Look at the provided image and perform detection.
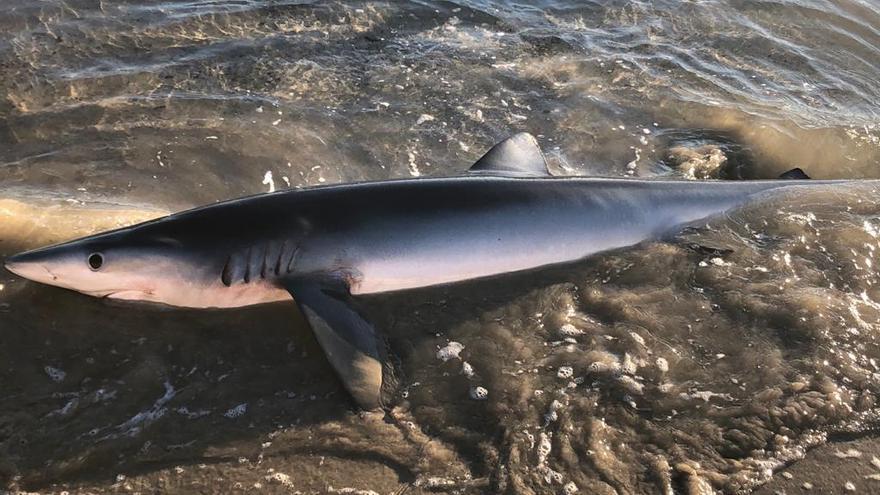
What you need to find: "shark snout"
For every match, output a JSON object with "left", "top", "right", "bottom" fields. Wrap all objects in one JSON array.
[
  {"left": 4, "top": 253, "right": 26, "bottom": 277},
  {"left": 4, "top": 251, "right": 56, "bottom": 283}
]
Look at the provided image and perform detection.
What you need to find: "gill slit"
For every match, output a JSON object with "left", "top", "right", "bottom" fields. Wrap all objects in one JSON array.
[
  {"left": 260, "top": 244, "right": 271, "bottom": 279},
  {"left": 221, "top": 241, "right": 301, "bottom": 287},
  {"left": 243, "top": 246, "right": 252, "bottom": 283},
  {"left": 287, "top": 243, "right": 300, "bottom": 274},
  {"left": 221, "top": 255, "right": 233, "bottom": 287},
  {"left": 274, "top": 240, "right": 287, "bottom": 276}
]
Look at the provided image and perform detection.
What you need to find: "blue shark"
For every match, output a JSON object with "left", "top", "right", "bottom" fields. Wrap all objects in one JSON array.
[{"left": 4, "top": 133, "right": 845, "bottom": 408}]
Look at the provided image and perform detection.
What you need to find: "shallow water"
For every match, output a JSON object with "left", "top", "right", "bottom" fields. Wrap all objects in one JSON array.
[{"left": 2, "top": 1, "right": 880, "bottom": 493}]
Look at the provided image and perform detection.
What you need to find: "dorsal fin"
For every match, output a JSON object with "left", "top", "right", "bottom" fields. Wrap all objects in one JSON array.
[
  {"left": 779, "top": 167, "right": 810, "bottom": 180},
  {"left": 468, "top": 133, "right": 550, "bottom": 176}
]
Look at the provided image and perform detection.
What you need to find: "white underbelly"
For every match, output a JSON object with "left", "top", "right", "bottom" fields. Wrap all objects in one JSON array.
[
  {"left": 351, "top": 232, "right": 634, "bottom": 295},
  {"left": 115, "top": 280, "right": 292, "bottom": 309}
]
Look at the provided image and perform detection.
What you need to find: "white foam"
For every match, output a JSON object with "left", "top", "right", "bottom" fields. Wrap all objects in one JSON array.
[
  {"left": 558, "top": 324, "right": 584, "bottom": 336},
  {"left": 224, "top": 403, "right": 248, "bottom": 418},
  {"left": 461, "top": 361, "right": 474, "bottom": 378},
  {"left": 656, "top": 357, "right": 669, "bottom": 373},
  {"left": 469, "top": 386, "right": 488, "bottom": 400},
  {"left": 407, "top": 151, "right": 421, "bottom": 177},
  {"left": 436, "top": 341, "right": 464, "bottom": 361},
  {"left": 262, "top": 171, "right": 275, "bottom": 193},
  {"left": 536, "top": 432, "right": 552, "bottom": 465},
  {"left": 44, "top": 366, "right": 66, "bottom": 382},
  {"left": 109, "top": 381, "right": 176, "bottom": 438},
  {"left": 48, "top": 397, "right": 78, "bottom": 417},
  {"left": 264, "top": 471, "right": 294, "bottom": 488},
  {"left": 328, "top": 487, "right": 379, "bottom": 495}
]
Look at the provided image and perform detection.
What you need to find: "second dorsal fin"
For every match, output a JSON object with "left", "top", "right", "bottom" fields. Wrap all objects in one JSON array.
[
  {"left": 468, "top": 133, "right": 550, "bottom": 176},
  {"left": 779, "top": 167, "right": 811, "bottom": 180}
]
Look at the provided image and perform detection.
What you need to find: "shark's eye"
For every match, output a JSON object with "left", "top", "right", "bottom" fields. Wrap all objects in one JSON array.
[{"left": 88, "top": 253, "right": 104, "bottom": 271}]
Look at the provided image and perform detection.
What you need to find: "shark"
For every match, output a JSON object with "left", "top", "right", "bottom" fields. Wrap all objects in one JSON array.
[{"left": 3, "top": 133, "right": 851, "bottom": 409}]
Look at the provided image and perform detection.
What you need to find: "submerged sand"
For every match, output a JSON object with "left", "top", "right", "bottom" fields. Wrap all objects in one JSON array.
[{"left": 3, "top": 1, "right": 880, "bottom": 493}]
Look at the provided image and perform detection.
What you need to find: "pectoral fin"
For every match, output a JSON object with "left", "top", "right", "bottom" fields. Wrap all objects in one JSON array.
[{"left": 282, "top": 277, "right": 383, "bottom": 410}]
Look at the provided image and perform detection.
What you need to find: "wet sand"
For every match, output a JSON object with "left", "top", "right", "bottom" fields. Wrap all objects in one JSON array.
[
  {"left": 756, "top": 435, "right": 880, "bottom": 495},
  {"left": 3, "top": 1, "right": 880, "bottom": 493}
]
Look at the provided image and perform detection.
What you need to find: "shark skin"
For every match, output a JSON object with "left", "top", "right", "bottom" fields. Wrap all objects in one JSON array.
[{"left": 2, "top": 133, "right": 859, "bottom": 409}]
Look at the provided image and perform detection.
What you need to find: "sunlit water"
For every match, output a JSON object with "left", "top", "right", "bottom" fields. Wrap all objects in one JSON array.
[{"left": 2, "top": 1, "right": 880, "bottom": 493}]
